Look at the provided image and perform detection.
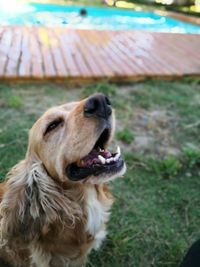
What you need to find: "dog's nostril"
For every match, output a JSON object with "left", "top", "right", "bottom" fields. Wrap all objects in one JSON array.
[
  {"left": 107, "top": 106, "right": 112, "bottom": 116},
  {"left": 84, "top": 94, "right": 112, "bottom": 119},
  {"left": 84, "top": 98, "right": 97, "bottom": 115}
]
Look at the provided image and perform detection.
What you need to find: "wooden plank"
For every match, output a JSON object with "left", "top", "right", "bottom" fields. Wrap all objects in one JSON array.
[
  {"left": 19, "top": 27, "right": 31, "bottom": 77},
  {"left": 6, "top": 27, "right": 22, "bottom": 77},
  {"left": 111, "top": 30, "right": 161, "bottom": 75},
  {"left": 112, "top": 30, "right": 159, "bottom": 75},
  {"left": 117, "top": 31, "right": 155, "bottom": 74},
  {"left": 46, "top": 28, "right": 68, "bottom": 77},
  {"left": 78, "top": 30, "right": 118, "bottom": 76},
  {"left": 36, "top": 27, "right": 57, "bottom": 77},
  {"left": 152, "top": 33, "right": 200, "bottom": 73},
  {"left": 125, "top": 31, "right": 178, "bottom": 74},
  {"left": 55, "top": 28, "right": 80, "bottom": 77},
  {"left": 125, "top": 31, "right": 182, "bottom": 75},
  {"left": 62, "top": 29, "right": 92, "bottom": 78},
  {"left": 74, "top": 30, "right": 104, "bottom": 77},
  {"left": 105, "top": 30, "right": 144, "bottom": 75},
  {"left": 0, "top": 27, "right": 4, "bottom": 36},
  {"left": 0, "top": 29, "right": 13, "bottom": 76},
  {"left": 29, "top": 27, "right": 44, "bottom": 78},
  {"left": 89, "top": 31, "right": 133, "bottom": 76},
  {"left": 147, "top": 33, "right": 188, "bottom": 74},
  {"left": 170, "top": 34, "right": 200, "bottom": 63},
  {"left": 80, "top": 30, "right": 114, "bottom": 77}
]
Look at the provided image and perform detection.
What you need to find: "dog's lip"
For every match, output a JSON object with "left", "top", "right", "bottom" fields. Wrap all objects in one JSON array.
[{"left": 66, "top": 156, "right": 124, "bottom": 181}]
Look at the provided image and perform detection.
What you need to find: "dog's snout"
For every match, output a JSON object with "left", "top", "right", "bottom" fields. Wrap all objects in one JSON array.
[{"left": 84, "top": 94, "right": 112, "bottom": 119}]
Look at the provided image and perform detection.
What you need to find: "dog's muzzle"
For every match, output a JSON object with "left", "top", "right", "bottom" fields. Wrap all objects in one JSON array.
[{"left": 66, "top": 93, "right": 125, "bottom": 182}]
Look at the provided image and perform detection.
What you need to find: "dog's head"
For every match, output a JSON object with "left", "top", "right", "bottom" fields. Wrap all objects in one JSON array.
[{"left": 27, "top": 93, "right": 126, "bottom": 184}]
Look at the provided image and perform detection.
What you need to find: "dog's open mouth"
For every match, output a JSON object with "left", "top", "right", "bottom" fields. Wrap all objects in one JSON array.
[{"left": 66, "top": 128, "right": 125, "bottom": 181}]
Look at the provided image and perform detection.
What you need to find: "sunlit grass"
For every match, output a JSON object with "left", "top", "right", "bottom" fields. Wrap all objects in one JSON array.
[
  {"left": 190, "top": 4, "right": 200, "bottom": 12},
  {"left": 155, "top": 0, "right": 173, "bottom": 5},
  {"left": 115, "top": 1, "right": 136, "bottom": 8}
]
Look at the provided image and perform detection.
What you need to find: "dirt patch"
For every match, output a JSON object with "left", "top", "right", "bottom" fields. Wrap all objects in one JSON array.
[
  {"left": 117, "top": 108, "right": 180, "bottom": 157},
  {"left": 19, "top": 87, "right": 82, "bottom": 117}
]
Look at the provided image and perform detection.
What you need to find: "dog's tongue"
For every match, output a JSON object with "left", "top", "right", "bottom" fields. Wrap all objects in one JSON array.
[
  {"left": 79, "top": 149, "right": 111, "bottom": 167},
  {"left": 78, "top": 147, "right": 121, "bottom": 167}
]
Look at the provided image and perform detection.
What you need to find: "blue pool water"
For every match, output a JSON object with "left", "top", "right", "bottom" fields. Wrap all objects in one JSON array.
[{"left": 0, "top": 3, "right": 200, "bottom": 34}]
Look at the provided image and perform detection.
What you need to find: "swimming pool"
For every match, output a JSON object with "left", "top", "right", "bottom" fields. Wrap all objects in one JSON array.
[{"left": 0, "top": 3, "right": 200, "bottom": 34}]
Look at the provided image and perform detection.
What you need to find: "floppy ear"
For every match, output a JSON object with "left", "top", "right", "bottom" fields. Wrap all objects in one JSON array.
[{"left": 0, "top": 159, "right": 82, "bottom": 244}]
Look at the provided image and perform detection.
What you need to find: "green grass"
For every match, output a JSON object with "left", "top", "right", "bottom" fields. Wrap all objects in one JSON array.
[
  {"left": 64, "top": 0, "right": 105, "bottom": 6},
  {"left": 116, "top": 127, "right": 135, "bottom": 144},
  {"left": 1, "top": 80, "right": 200, "bottom": 266}
]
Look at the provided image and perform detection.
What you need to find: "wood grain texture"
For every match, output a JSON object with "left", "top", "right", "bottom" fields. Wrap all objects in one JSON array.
[{"left": 0, "top": 26, "right": 200, "bottom": 81}]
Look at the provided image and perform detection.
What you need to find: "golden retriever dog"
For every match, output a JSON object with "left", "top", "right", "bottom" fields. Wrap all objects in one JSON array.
[{"left": 0, "top": 93, "right": 126, "bottom": 267}]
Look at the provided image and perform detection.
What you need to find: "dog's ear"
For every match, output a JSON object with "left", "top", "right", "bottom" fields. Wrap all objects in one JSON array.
[{"left": 0, "top": 159, "right": 82, "bottom": 244}]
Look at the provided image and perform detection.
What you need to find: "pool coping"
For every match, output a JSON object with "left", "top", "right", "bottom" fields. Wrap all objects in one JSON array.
[{"left": 155, "top": 9, "right": 200, "bottom": 26}]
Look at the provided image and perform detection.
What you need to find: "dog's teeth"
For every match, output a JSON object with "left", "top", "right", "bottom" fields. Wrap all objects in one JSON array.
[
  {"left": 98, "top": 155, "right": 106, "bottom": 164},
  {"left": 79, "top": 160, "right": 85, "bottom": 167},
  {"left": 108, "top": 158, "right": 115, "bottom": 163},
  {"left": 106, "top": 158, "right": 111, "bottom": 163},
  {"left": 116, "top": 146, "right": 121, "bottom": 155},
  {"left": 114, "top": 153, "right": 120, "bottom": 160}
]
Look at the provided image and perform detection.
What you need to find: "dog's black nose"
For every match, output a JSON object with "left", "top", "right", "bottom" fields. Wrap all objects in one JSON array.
[{"left": 84, "top": 94, "right": 112, "bottom": 119}]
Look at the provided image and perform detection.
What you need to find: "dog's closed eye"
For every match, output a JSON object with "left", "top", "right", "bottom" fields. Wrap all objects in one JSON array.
[{"left": 44, "top": 118, "right": 64, "bottom": 136}]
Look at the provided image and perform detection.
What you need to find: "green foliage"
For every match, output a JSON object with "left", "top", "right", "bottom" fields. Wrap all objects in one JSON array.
[
  {"left": 155, "top": 156, "right": 182, "bottom": 179},
  {"left": 116, "top": 127, "right": 134, "bottom": 144},
  {"left": 182, "top": 146, "right": 200, "bottom": 168},
  {"left": 124, "top": 151, "right": 143, "bottom": 165},
  {"left": 7, "top": 95, "right": 23, "bottom": 109},
  {"left": 82, "top": 81, "right": 116, "bottom": 98},
  {"left": 64, "top": 0, "right": 103, "bottom": 6}
]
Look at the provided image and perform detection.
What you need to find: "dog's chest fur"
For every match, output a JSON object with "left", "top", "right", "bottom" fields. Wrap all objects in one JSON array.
[
  {"left": 85, "top": 186, "right": 112, "bottom": 250},
  {"left": 31, "top": 185, "right": 113, "bottom": 267}
]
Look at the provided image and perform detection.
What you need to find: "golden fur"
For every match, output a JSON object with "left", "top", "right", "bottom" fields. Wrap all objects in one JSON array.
[{"left": 0, "top": 94, "right": 126, "bottom": 267}]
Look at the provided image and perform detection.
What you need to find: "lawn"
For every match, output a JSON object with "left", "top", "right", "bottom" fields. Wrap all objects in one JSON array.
[{"left": 1, "top": 79, "right": 200, "bottom": 267}]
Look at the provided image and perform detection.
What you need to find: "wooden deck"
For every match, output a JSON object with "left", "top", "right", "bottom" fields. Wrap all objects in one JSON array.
[{"left": 0, "top": 26, "right": 200, "bottom": 82}]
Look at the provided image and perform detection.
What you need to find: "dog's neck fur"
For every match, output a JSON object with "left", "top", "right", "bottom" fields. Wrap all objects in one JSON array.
[{"left": 85, "top": 185, "right": 113, "bottom": 250}]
